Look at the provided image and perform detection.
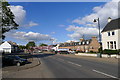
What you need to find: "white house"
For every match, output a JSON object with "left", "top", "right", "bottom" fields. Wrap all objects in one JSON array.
[
  {"left": 0, "top": 41, "right": 19, "bottom": 53},
  {"left": 101, "top": 18, "right": 120, "bottom": 50},
  {"left": 51, "top": 44, "right": 60, "bottom": 51}
]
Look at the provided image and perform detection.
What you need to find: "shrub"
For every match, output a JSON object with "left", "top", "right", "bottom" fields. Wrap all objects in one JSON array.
[
  {"left": 75, "top": 51, "right": 83, "bottom": 53},
  {"left": 103, "top": 49, "right": 119, "bottom": 54},
  {"left": 98, "top": 47, "right": 103, "bottom": 53},
  {"left": 88, "top": 51, "right": 97, "bottom": 54},
  {"left": 90, "top": 51, "right": 94, "bottom": 53}
]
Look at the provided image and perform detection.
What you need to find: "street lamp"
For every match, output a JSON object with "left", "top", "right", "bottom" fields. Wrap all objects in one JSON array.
[
  {"left": 93, "top": 18, "right": 101, "bottom": 58},
  {"left": 93, "top": 18, "right": 101, "bottom": 42},
  {"left": 93, "top": 17, "right": 111, "bottom": 42},
  {"left": 93, "top": 17, "right": 111, "bottom": 58}
]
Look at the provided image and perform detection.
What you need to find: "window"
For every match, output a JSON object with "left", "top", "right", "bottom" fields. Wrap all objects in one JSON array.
[
  {"left": 107, "top": 42, "right": 109, "bottom": 49},
  {"left": 112, "top": 31, "right": 115, "bottom": 35},
  {"left": 82, "top": 42, "right": 85, "bottom": 44},
  {"left": 74, "top": 43, "right": 76, "bottom": 46},
  {"left": 87, "top": 41, "right": 89, "bottom": 44},
  {"left": 90, "top": 46, "right": 94, "bottom": 49},
  {"left": 114, "top": 41, "right": 116, "bottom": 49},
  {"left": 110, "top": 41, "right": 113, "bottom": 49},
  {"left": 108, "top": 32, "right": 110, "bottom": 36},
  {"left": 79, "top": 42, "right": 81, "bottom": 45}
]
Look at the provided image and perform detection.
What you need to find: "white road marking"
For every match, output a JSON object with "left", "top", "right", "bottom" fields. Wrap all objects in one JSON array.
[
  {"left": 92, "top": 69, "right": 118, "bottom": 78},
  {"left": 67, "top": 61, "right": 82, "bottom": 67},
  {"left": 51, "top": 57, "right": 82, "bottom": 67}
]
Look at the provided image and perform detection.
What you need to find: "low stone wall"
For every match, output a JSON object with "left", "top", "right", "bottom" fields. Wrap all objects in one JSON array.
[{"left": 75, "top": 53, "right": 120, "bottom": 58}]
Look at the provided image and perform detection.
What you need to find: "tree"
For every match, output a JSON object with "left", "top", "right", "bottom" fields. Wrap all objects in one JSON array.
[
  {"left": 39, "top": 43, "right": 48, "bottom": 46},
  {"left": 26, "top": 41, "right": 36, "bottom": 49},
  {"left": 18, "top": 45, "right": 27, "bottom": 50},
  {"left": 0, "top": 1, "right": 19, "bottom": 40}
]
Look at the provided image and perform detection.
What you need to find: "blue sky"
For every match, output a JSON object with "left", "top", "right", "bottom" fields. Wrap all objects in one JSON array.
[{"left": 5, "top": 2, "right": 118, "bottom": 45}]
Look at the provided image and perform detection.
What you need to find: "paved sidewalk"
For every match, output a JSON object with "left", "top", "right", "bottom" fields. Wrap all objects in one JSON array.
[{"left": 2, "top": 57, "right": 40, "bottom": 72}]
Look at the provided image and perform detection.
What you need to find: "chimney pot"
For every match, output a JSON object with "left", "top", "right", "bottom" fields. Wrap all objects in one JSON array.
[
  {"left": 80, "top": 38, "right": 84, "bottom": 42},
  {"left": 108, "top": 17, "right": 112, "bottom": 23},
  {"left": 91, "top": 36, "right": 97, "bottom": 41}
]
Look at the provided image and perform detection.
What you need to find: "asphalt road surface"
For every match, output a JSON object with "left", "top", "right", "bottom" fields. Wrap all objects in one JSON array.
[{"left": 3, "top": 53, "right": 119, "bottom": 79}]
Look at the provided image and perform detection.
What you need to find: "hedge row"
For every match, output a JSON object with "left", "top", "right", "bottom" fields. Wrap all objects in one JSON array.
[{"left": 102, "top": 49, "right": 120, "bottom": 54}]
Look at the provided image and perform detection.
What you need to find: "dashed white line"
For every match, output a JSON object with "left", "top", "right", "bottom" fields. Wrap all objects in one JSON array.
[
  {"left": 67, "top": 61, "right": 82, "bottom": 67},
  {"left": 92, "top": 69, "right": 118, "bottom": 79}
]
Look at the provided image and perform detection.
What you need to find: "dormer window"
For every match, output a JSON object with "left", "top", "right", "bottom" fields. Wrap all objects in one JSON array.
[
  {"left": 75, "top": 43, "right": 77, "bottom": 45},
  {"left": 82, "top": 42, "right": 85, "bottom": 44},
  {"left": 108, "top": 32, "right": 110, "bottom": 36},
  {"left": 112, "top": 31, "right": 115, "bottom": 35},
  {"left": 87, "top": 41, "right": 89, "bottom": 44}
]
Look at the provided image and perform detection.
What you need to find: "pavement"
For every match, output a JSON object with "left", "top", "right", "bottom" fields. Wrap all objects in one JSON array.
[
  {"left": 2, "top": 53, "right": 119, "bottom": 79},
  {"left": 2, "top": 56, "right": 40, "bottom": 78}
]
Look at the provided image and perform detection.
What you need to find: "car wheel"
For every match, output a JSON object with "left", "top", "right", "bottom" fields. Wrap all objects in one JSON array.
[{"left": 17, "top": 62, "right": 21, "bottom": 66}]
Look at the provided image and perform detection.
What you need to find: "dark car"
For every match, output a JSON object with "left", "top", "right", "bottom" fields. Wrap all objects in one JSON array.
[
  {"left": 57, "top": 51, "right": 69, "bottom": 54},
  {"left": 2, "top": 56, "right": 28, "bottom": 66}
]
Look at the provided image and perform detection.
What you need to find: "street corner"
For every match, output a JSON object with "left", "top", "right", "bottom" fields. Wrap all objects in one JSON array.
[{"left": 2, "top": 57, "right": 41, "bottom": 73}]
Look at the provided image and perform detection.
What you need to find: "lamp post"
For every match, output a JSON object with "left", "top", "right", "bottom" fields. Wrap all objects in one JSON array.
[
  {"left": 93, "top": 18, "right": 101, "bottom": 42},
  {"left": 93, "top": 17, "right": 111, "bottom": 58},
  {"left": 94, "top": 18, "right": 101, "bottom": 58}
]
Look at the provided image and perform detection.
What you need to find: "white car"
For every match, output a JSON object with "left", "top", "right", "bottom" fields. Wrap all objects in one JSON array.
[
  {"left": 38, "top": 51, "right": 42, "bottom": 53},
  {"left": 69, "top": 51, "right": 75, "bottom": 54}
]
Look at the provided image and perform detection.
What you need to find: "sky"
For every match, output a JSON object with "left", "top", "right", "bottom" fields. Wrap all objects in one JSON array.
[{"left": 4, "top": 1, "right": 119, "bottom": 45}]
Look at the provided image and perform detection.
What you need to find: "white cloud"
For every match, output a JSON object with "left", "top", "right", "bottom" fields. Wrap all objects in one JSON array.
[
  {"left": 5, "top": 31, "right": 53, "bottom": 42},
  {"left": 51, "top": 32, "right": 56, "bottom": 34},
  {"left": 66, "top": 25, "right": 79, "bottom": 31},
  {"left": 66, "top": 25, "right": 98, "bottom": 39},
  {"left": 9, "top": 6, "right": 39, "bottom": 28},
  {"left": 9, "top": 5, "right": 26, "bottom": 25},
  {"left": 67, "top": 1, "right": 119, "bottom": 40},
  {"left": 72, "top": 18, "right": 85, "bottom": 25},
  {"left": 24, "top": 21, "right": 39, "bottom": 27},
  {"left": 66, "top": 40, "right": 79, "bottom": 43},
  {"left": 86, "top": 23, "right": 97, "bottom": 27},
  {"left": 72, "top": 1, "right": 118, "bottom": 29},
  {"left": 27, "top": 21, "right": 39, "bottom": 27}
]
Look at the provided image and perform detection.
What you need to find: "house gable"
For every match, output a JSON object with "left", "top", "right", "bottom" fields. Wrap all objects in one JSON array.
[{"left": 0, "top": 41, "right": 11, "bottom": 49}]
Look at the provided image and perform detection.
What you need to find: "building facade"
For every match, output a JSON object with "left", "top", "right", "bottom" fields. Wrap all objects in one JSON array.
[
  {"left": 0, "top": 41, "right": 19, "bottom": 53},
  {"left": 59, "top": 36, "right": 100, "bottom": 52},
  {"left": 101, "top": 18, "right": 120, "bottom": 50}
]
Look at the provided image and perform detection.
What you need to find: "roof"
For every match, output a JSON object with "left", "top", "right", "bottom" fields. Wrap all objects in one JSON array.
[
  {"left": 59, "top": 39, "right": 92, "bottom": 47},
  {"left": 102, "top": 18, "right": 120, "bottom": 32},
  {"left": 7, "top": 41, "right": 18, "bottom": 46}
]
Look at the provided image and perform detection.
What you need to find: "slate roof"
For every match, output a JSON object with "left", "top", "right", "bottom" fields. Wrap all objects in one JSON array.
[
  {"left": 102, "top": 18, "right": 120, "bottom": 32},
  {"left": 7, "top": 41, "right": 18, "bottom": 46},
  {"left": 59, "top": 39, "right": 92, "bottom": 47}
]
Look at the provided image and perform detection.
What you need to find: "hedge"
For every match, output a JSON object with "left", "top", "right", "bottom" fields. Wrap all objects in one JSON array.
[{"left": 102, "top": 49, "right": 120, "bottom": 54}]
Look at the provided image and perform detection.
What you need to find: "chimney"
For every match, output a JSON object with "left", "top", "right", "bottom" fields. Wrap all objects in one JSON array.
[
  {"left": 92, "top": 36, "right": 97, "bottom": 41},
  {"left": 108, "top": 17, "right": 112, "bottom": 23},
  {"left": 80, "top": 38, "right": 84, "bottom": 42}
]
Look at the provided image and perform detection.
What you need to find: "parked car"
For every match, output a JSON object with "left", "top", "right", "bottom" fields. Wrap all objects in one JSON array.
[
  {"left": 2, "top": 56, "right": 28, "bottom": 66},
  {"left": 57, "top": 51, "right": 69, "bottom": 54},
  {"left": 38, "top": 50, "right": 42, "bottom": 53},
  {"left": 68, "top": 51, "right": 75, "bottom": 54}
]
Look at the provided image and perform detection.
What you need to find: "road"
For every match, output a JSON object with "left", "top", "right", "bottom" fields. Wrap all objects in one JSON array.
[{"left": 2, "top": 53, "right": 118, "bottom": 79}]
